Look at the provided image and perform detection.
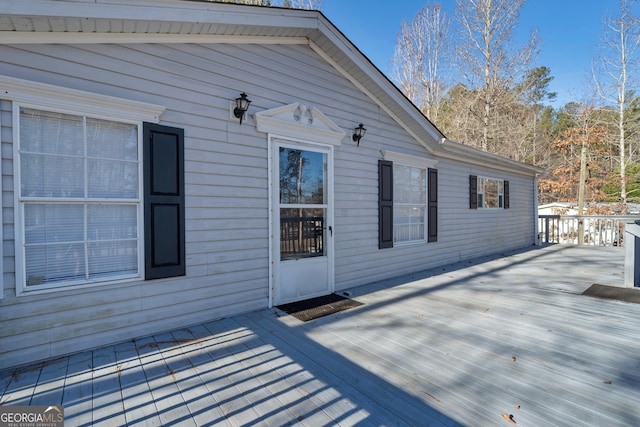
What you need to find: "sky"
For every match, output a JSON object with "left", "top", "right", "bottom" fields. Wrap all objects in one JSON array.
[{"left": 322, "top": 0, "right": 638, "bottom": 108}]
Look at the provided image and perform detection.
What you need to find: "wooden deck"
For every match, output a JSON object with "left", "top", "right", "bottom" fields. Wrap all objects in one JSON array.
[{"left": 2, "top": 245, "right": 639, "bottom": 426}]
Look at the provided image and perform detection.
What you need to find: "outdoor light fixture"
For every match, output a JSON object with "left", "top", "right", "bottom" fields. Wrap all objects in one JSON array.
[
  {"left": 233, "top": 92, "right": 251, "bottom": 124},
  {"left": 352, "top": 123, "right": 366, "bottom": 146}
]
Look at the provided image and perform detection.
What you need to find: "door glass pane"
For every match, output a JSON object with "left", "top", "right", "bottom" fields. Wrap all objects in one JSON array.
[
  {"left": 280, "top": 208, "right": 325, "bottom": 260},
  {"left": 279, "top": 146, "right": 327, "bottom": 261},
  {"left": 279, "top": 147, "right": 326, "bottom": 204}
]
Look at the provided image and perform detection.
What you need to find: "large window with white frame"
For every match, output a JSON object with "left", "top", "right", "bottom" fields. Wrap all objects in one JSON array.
[
  {"left": 393, "top": 163, "right": 427, "bottom": 244},
  {"left": 16, "top": 106, "right": 142, "bottom": 290}
]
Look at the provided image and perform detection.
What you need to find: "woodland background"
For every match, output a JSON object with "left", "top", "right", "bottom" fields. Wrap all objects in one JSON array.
[{"left": 216, "top": 0, "right": 640, "bottom": 213}]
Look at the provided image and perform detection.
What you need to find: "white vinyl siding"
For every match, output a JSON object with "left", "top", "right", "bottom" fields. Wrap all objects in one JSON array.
[
  {"left": 16, "top": 107, "right": 142, "bottom": 292},
  {"left": 0, "top": 41, "right": 537, "bottom": 369}
]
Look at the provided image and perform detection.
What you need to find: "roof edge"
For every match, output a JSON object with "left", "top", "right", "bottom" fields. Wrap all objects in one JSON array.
[{"left": 436, "top": 138, "right": 544, "bottom": 177}]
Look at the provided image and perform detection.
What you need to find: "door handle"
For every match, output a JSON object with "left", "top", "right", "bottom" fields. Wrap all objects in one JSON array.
[{"left": 328, "top": 226, "right": 333, "bottom": 236}]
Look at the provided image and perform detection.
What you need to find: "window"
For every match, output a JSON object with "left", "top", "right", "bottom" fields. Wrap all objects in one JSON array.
[
  {"left": 17, "top": 107, "right": 141, "bottom": 289},
  {"left": 393, "top": 164, "right": 427, "bottom": 243},
  {"left": 379, "top": 152, "right": 438, "bottom": 249},
  {"left": 15, "top": 109, "right": 185, "bottom": 293},
  {"left": 478, "top": 177, "right": 504, "bottom": 208},
  {"left": 469, "top": 175, "right": 509, "bottom": 210},
  {"left": 4, "top": 75, "right": 178, "bottom": 295}
]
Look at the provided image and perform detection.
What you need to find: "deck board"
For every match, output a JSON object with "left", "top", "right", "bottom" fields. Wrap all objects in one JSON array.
[
  {"left": 203, "top": 318, "right": 330, "bottom": 427},
  {"left": 1, "top": 245, "right": 639, "bottom": 426},
  {"left": 0, "top": 363, "right": 41, "bottom": 406},
  {"left": 61, "top": 351, "right": 94, "bottom": 427},
  {"left": 90, "top": 346, "right": 127, "bottom": 426},
  {"left": 114, "top": 340, "right": 162, "bottom": 426},
  {"left": 29, "top": 356, "right": 67, "bottom": 406},
  {"left": 134, "top": 334, "right": 197, "bottom": 426}
]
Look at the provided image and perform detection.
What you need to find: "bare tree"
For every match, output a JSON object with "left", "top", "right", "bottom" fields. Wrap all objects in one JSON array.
[
  {"left": 391, "top": 3, "right": 451, "bottom": 123},
  {"left": 455, "top": 0, "right": 539, "bottom": 152},
  {"left": 592, "top": 0, "right": 640, "bottom": 203},
  {"left": 282, "top": 0, "right": 323, "bottom": 9}
]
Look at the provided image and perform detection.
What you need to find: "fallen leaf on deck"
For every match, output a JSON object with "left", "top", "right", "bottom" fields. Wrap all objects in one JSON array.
[
  {"left": 501, "top": 413, "right": 516, "bottom": 424},
  {"left": 512, "top": 356, "right": 517, "bottom": 362},
  {"left": 604, "top": 380, "right": 612, "bottom": 384},
  {"left": 421, "top": 390, "right": 441, "bottom": 402},
  {"left": 515, "top": 405, "right": 520, "bottom": 410}
]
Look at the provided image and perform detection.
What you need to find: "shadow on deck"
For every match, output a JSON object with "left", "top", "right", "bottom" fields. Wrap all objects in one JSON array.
[{"left": 2, "top": 245, "right": 639, "bottom": 426}]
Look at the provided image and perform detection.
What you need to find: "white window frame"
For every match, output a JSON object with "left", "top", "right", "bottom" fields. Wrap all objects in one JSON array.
[
  {"left": 382, "top": 151, "right": 438, "bottom": 246},
  {"left": 1, "top": 75, "right": 165, "bottom": 296},
  {"left": 477, "top": 176, "right": 504, "bottom": 209}
]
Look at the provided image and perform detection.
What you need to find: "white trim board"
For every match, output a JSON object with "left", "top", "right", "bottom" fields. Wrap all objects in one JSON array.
[
  {"left": 1, "top": 33, "right": 310, "bottom": 45},
  {"left": 255, "top": 103, "right": 345, "bottom": 146},
  {"left": 382, "top": 150, "right": 438, "bottom": 169},
  {"left": 0, "top": 75, "right": 165, "bottom": 123}
]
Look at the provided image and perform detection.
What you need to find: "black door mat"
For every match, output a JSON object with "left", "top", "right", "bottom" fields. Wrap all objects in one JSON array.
[
  {"left": 583, "top": 284, "right": 640, "bottom": 304},
  {"left": 276, "top": 293, "right": 363, "bottom": 322}
]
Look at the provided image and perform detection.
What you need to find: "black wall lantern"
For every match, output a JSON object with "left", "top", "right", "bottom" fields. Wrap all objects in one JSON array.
[
  {"left": 233, "top": 92, "right": 251, "bottom": 124},
  {"left": 352, "top": 123, "right": 366, "bottom": 146}
]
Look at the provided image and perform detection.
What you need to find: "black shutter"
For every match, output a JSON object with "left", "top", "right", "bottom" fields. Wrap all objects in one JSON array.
[
  {"left": 428, "top": 168, "right": 438, "bottom": 242},
  {"left": 469, "top": 175, "right": 478, "bottom": 209},
  {"left": 143, "top": 123, "right": 185, "bottom": 279},
  {"left": 504, "top": 180, "right": 510, "bottom": 209},
  {"left": 379, "top": 160, "right": 393, "bottom": 249}
]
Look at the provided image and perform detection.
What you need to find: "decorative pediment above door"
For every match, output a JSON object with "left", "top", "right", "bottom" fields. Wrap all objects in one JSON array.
[{"left": 254, "top": 103, "right": 346, "bottom": 146}]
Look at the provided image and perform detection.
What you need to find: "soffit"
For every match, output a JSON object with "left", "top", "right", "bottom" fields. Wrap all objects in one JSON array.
[{"left": 0, "top": 0, "right": 318, "bottom": 37}]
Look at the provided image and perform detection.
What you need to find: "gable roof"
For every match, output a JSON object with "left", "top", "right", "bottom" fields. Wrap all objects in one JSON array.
[{"left": 0, "top": 0, "right": 542, "bottom": 176}]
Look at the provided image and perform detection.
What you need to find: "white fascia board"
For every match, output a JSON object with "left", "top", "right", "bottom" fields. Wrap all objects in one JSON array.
[
  {"left": 309, "top": 40, "right": 439, "bottom": 155},
  {"left": 0, "top": 75, "right": 165, "bottom": 122},
  {"left": 309, "top": 21, "right": 443, "bottom": 154},
  {"left": 436, "top": 139, "right": 544, "bottom": 177},
  {"left": 1, "top": 32, "right": 310, "bottom": 45}
]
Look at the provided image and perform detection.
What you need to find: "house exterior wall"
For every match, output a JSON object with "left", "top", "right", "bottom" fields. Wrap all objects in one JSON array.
[
  {"left": 0, "top": 42, "right": 536, "bottom": 369},
  {"left": 334, "top": 156, "right": 536, "bottom": 289}
]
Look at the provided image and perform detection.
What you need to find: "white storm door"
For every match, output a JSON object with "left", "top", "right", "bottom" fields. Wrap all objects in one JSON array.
[{"left": 274, "top": 142, "right": 333, "bottom": 305}]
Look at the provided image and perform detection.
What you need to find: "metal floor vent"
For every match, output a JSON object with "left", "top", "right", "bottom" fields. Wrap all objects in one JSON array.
[{"left": 276, "top": 293, "right": 363, "bottom": 322}]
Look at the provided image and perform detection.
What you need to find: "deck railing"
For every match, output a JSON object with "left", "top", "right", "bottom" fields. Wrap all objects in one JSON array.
[
  {"left": 280, "top": 216, "right": 324, "bottom": 259},
  {"left": 538, "top": 215, "right": 640, "bottom": 247}
]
